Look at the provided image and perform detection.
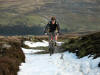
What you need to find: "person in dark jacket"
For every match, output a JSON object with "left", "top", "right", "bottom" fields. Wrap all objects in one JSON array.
[{"left": 44, "top": 16, "right": 60, "bottom": 45}]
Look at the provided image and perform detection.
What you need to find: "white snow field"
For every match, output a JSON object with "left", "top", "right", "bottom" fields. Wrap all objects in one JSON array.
[
  {"left": 24, "top": 40, "right": 49, "bottom": 47},
  {"left": 18, "top": 41, "right": 100, "bottom": 75},
  {"left": 24, "top": 40, "right": 63, "bottom": 47}
]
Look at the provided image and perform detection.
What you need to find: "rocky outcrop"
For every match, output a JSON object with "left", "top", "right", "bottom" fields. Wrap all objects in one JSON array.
[{"left": 0, "top": 36, "right": 25, "bottom": 75}]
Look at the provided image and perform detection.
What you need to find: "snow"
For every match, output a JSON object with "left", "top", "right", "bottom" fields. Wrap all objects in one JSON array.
[
  {"left": 21, "top": 48, "right": 44, "bottom": 54},
  {"left": 18, "top": 41, "right": 100, "bottom": 75},
  {"left": 24, "top": 40, "right": 63, "bottom": 47},
  {"left": 24, "top": 40, "right": 48, "bottom": 47},
  {"left": 55, "top": 52, "right": 100, "bottom": 75}
]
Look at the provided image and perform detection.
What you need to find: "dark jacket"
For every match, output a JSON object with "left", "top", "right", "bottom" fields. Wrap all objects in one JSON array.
[{"left": 44, "top": 21, "right": 60, "bottom": 33}]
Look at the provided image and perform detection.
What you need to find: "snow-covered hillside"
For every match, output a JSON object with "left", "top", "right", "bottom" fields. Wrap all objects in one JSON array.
[{"left": 18, "top": 41, "right": 100, "bottom": 75}]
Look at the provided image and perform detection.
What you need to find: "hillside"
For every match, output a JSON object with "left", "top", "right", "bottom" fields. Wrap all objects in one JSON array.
[
  {"left": 0, "top": 0, "right": 100, "bottom": 35},
  {"left": 61, "top": 32, "right": 100, "bottom": 58}
]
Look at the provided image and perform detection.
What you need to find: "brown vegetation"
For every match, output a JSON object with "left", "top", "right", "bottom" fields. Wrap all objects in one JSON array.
[
  {"left": 0, "top": 36, "right": 25, "bottom": 75},
  {"left": 61, "top": 32, "right": 100, "bottom": 58},
  {"left": 28, "top": 33, "right": 81, "bottom": 42}
]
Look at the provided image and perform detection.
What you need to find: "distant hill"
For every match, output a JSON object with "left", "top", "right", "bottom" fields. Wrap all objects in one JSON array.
[{"left": 0, "top": 0, "right": 100, "bottom": 35}]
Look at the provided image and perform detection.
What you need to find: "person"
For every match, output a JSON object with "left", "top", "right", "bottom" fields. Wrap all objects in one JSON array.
[{"left": 44, "top": 16, "right": 60, "bottom": 45}]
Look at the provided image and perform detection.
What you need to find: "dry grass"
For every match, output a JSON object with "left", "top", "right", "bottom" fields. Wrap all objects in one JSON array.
[{"left": 0, "top": 36, "right": 25, "bottom": 75}]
